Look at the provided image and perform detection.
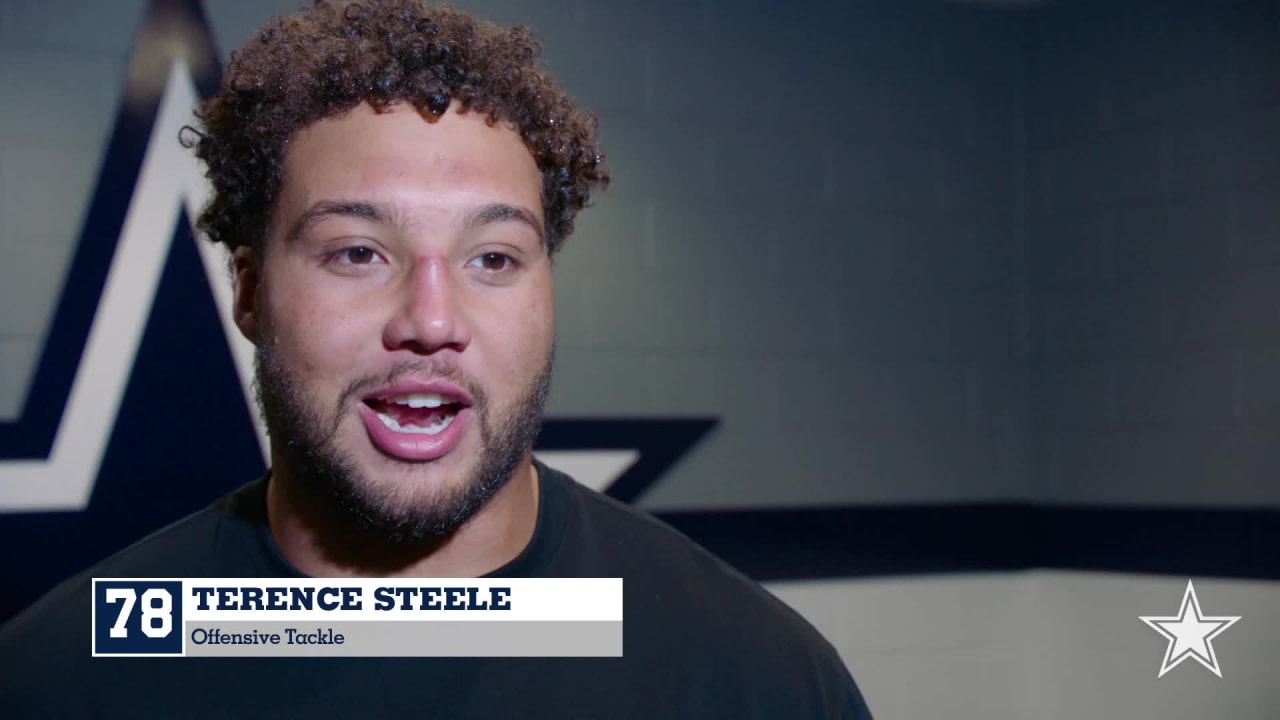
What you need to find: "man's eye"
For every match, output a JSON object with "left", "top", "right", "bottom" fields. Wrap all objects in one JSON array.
[
  {"left": 473, "top": 252, "right": 514, "bottom": 272},
  {"left": 332, "top": 246, "right": 381, "bottom": 265}
]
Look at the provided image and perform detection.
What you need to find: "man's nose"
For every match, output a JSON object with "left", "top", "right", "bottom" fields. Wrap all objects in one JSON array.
[{"left": 382, "top": 256, "right": 471, "bottom": 354}]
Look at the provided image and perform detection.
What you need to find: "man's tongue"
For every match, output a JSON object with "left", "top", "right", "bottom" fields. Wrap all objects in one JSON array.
[{"left": 367, "top": 396, "right": 461, "bottom": 435}]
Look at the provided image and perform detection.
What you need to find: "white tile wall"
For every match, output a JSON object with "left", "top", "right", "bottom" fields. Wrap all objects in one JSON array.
[{"left": 768, "top": 572, "right": 1280, "bottom": 720}]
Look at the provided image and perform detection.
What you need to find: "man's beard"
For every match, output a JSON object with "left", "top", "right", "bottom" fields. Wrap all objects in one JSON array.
[{"left": 253, "top": 337, "right": 552, "bottom": 546}]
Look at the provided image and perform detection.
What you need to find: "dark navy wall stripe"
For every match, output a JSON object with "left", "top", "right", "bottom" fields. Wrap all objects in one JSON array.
[
  {"left": 1034, "top": 505, "right": 1280, "bottom": 581},
  {"left": 656, "top": 504, "right": 1280, "bottom": 583}
]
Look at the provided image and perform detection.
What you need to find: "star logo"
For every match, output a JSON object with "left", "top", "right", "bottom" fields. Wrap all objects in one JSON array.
[{"left": 1140, "top": 580, "right": 1240, "bottom": 678}]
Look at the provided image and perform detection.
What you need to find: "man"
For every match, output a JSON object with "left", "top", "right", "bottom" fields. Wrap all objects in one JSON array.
[{"left": 0, "top": 2, "right": 872, "bottom": 717}]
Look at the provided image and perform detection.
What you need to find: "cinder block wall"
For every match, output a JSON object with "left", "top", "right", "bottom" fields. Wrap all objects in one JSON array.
[
  {"left": 1029, "top": 0, "right": 1280, "bottom": 508},
  {"left": 530, "top": 0, "right": 1032, "bottom": 511}
]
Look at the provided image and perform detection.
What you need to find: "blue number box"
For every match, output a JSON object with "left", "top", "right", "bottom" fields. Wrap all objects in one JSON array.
[{"left": 92, "top": 580, "right": 184, "bottom": 656}]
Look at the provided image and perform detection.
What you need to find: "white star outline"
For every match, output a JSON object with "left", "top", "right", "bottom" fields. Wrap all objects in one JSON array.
[{"left": 1140, "top": 580, "right": 1240, "bottom": 678}]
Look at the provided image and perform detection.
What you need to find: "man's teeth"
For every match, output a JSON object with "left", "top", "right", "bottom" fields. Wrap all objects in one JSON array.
[
  {"left": 376, "top": 410, "right": 457, "bottom": 435},
  {"left": 385, "top": 392, "right": 451, "bottom": 409}
]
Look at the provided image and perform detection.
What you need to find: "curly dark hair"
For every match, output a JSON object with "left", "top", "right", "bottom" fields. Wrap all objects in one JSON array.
[{"left": 190, "top": 0, "right": 607, "bottom": 255}]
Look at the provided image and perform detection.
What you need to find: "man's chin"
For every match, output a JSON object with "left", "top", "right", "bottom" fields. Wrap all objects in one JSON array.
[{"left": 319, "top": 460, "right": 485, "bottom": 543}]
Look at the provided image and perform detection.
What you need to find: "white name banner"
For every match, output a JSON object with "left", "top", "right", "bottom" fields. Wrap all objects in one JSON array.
[{"left": 91, "top": 578, "right": 623, "bottom": 657}]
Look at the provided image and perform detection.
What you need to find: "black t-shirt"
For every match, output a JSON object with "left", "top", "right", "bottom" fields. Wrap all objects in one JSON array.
[{"left": 0, "top": 463, "right": 872, "bottom": 719}]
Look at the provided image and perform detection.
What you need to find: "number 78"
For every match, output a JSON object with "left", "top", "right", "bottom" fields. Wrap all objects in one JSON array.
[{"left": 104, "top": 588, "right": 173, "bottom": 639}]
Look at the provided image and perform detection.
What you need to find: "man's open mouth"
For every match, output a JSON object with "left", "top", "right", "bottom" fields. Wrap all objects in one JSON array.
[{"left": 364, "top": 392, "right": 467, "bottom": 436}]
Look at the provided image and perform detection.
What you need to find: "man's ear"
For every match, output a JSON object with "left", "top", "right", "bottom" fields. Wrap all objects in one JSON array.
[{"left": 231, "top": 245, "right": 262, "bottom": 345}]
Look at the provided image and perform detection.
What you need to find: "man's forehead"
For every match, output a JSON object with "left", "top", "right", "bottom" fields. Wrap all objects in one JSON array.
[{"left": 274, "top": 102, "right": 543, "bottom": 222}]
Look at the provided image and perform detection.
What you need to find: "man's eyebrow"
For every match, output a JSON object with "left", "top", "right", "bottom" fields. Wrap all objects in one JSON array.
[
  {"left": 286, "top": 200, "right": 389, "bottom": 243},
  {"left": 465, "top": 203, "right": 545, "bottom": 245}
]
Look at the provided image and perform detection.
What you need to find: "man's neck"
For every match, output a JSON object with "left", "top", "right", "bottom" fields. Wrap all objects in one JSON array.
[{"left": 264, "top": 457, "right": 541, "bottom": 578}]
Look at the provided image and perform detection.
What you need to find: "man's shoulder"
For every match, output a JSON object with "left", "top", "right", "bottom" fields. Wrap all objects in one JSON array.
[
  {"left": 0, "top": 484, "right": 255, "bottom": 669},
  {"left": 566, "top": 475, "right": 784, "bottom": 602},
  {"left": 562, "top": 474, "right": 806, "bottom": 623},
  {"left": 56, "top": 483, "right": 254, "bottom": 581},
  {"left": 556, "top": 472, "right": 871, "bottom": 717}
]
